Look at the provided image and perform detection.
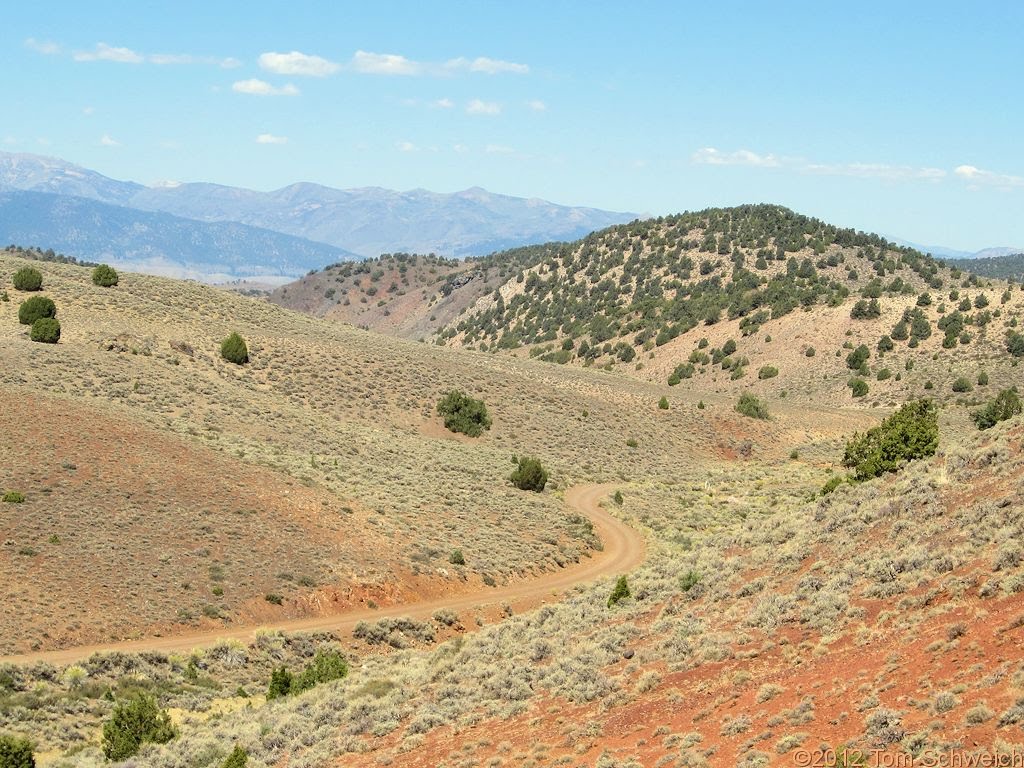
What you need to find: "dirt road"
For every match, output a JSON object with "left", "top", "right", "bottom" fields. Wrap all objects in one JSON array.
[{"left": 0, "top": 484, "right": 646, "bottom": 666}]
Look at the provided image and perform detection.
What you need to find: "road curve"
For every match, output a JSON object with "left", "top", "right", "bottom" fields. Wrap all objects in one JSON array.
[{"left": 0, "top": 484, "right": 646, "bottom": 667}]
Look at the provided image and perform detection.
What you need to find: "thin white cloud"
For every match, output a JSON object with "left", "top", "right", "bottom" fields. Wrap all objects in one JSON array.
[
  {"left": 692, "top": 147, "right": 780, "bottom": 168},
  {"left": 527, "top": 99, "right": 546, "bottom": 112},
  {"left": 396, "top": 140, "right": 418, "bottom": 152},
  {"left": 259, "top": 51, "right": 339, "bottom": 77},
  {"left": 446, "top": 56, "right": 529, "bottom": 75},
  {"left": 82, "top": 106, "right": 95, "bottom": 116},
  {"left": 70, "top": 42, "right": 237, "bottom": 67},
  {"left": 150, "top": 53, "right": 239, "bottom": 67},
  {"left": 466, "top": 99, "right": 501, "bottom": 116},
  {"left": 693, "top": 146, "right": 952, "bottom": 185},
  {"left": 954, "top": 164, "right": 1024, "bottom": 189},
  {"left": 352, "top": 50, "right": 421, "bottom": 75},
  {"left": 453, "top": 143, "right": 469, "bottom": 154},
  {"left": 232, "top": 79, "right": 299, "bottom": 96},
  {"left": 435, "top": 98, "right": 454, "bottom": 108},
  {"left": 24, "top": 38, "right": 61, "bottom": 55},
  {"left": 100, "top": 134, "right": 120, "bottom": 147},
  {"left": 485, "top": 144, "right": 515, "bottom": 155},
  {"left": 805, "top": 162, "right": 946, "bottom": 182},
  {"left": 3, "top": 136, "right": 18, "bottom": 146},
  {"left": 350, "top": 50, "right": 529, "bottom": 77},
  {"left": 74, "top": 43, "right": 143, "bottom": 63},
  {"left": 256, "top": 133, "right": 288, "bottom": 145}
]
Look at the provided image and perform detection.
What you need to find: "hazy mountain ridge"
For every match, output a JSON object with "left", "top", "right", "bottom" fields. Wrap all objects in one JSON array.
[
  {"left": 0, "top": 151, "right": 636, "bottom": 260},
  {"left": 0, "top": 189, "right": 356, "bottom": 280}
]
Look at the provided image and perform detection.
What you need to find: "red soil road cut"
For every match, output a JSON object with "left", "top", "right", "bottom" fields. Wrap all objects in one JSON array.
[{"left": 0, "top": 483, "right": 646, "bottom": 666}]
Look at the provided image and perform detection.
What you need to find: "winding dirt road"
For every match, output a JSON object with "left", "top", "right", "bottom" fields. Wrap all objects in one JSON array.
[{"left": 0, "top": 484, "right": 646, "bottom": 667}]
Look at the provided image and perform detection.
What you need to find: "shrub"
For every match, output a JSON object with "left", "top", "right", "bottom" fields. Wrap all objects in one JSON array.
[
  {"left": 613, "top": 490, "right": 624, "bottom": 505},
  {"left": 29, "top": 318, "right": 60, "bottom": 344},
  {"left": 951, "top": 377, "right": 972, "bottom": 393},
  {"left": 266, "top": 667, "right": 292, "bottom": 700},
  {"left": 436, "top": 390, "right": 491, "bottom": 436},
  {"left": 804, "top": 347, "right": 816, "bottom": 357},
  {"left": 972, "top": 389, "right": 1022, "bottom": 430},
  {"left": 757, "top": 365, "right": 778, "bottom": 380},
  {"left": 1007, "top": 331, "right": 1024, "bottom": 358},
  {"left": 607, "top": 575, "right": 631, "bottom": 607},
  {"left": 735, "top": 393, "right": 769, "bottom": 420},
  {"left": 842, "top": 399, "right": 938, "bottom": 480},
  {"left": 626, "top": 437, "right": 639, "bottom": 448},
  {"left": 679, "top": 570, "right": 701, "bottom": 592},
  {"left": 101, "top": 694, "right": 176, "bottom": 760},
  {"left": 292, "top": 649, "right": 348, "bottom": 694},
  {"left": 510, "top": 456, "right": 548, "bottom": 492},
  {"left": 846, "top": 344, "right": 870, "bottom": 371},
  {"left": 449, "top": 550, "right": 465, "bottom": 566},
  {"left": 658, "top": 395, "right": 669, "bottom": 410},
  {"left": 978, "top": 371, "right": 989, "bottom": 386},
  {"left": 221, "top": 746, "right": 248, "bottom": 768},
  {"left": 220, "top": 332, "right": 249, "bottom": 365},
  {"left": 848, "top": 378, "right": 869, "bottom": 397},
  {"left": 850, "top": 298, "right": 881, "bottom": 319},
  {"left": 0, "top": 734, "right": 34, "bottom": 768},
  {"left": 12, "top": 267, "right": 42, "bottom": 291},
  {"left": 91, "top": 264, "right": 119, "bottom": 287},
  {"left": 2, "top": 491, "right": 25, "bottom": 503},
  {"left": 17, "top": 296, "right": 55, "bottom": 325},
  {"left": 820, "top": 475, "right": 846, "bottom": 496}
]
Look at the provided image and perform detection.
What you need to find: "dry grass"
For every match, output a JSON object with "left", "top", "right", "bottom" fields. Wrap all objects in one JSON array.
[{"left": 3, "top": 254, "right": 1024, "bottom": 767}]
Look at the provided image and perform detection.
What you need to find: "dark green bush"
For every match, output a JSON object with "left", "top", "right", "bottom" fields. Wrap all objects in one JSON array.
[
  {"left": 510, "top": 456, "right": 548, "bottom": 492},
  {"left": 1007, "top": 332, "right": 1024, "bottom": 358},
  {"left": 101, "top": 694, "right": 176, "bottom": 760},
  {"left": 848, "top": 378, "right": 869, "bottom": 397},
  {"left": 658, "top": 396, "right": 669, "bottom": 410},
  {"left": 266, "top": 667, "right": 292, "bottom": 700},
  {"left": 29, "top": 318, "right": 60, "bottom": 344},
  {"left": 2, "top": 491, "right": 25, "bottom": 503},
  {"left": 221, "top": 745, "right": 248, "bottom": 768},
  {"left": 846, "top": 344, "right": 870, "bottom": 371},
  {"left": 679, "top": 570, "right": 701, "bottom": 592},
  {"left": 951, "top": 377, "right": 972, "bottom": 393},
  {"left": 0, "top": 734, "right": 34, "bottom": 768},
  {"left": 735, "top": 393, "right": 769, "bottom": 420},
  {"left": 804, "top": 347, "right": 816, "bottom": 357},
  {"left": 972, "top": 389, "right": 1022, "bottom": 430},
  {"left": 220, "top": 332, "right": 249, "bottom": 365},
  {"left": 757, "top": 365, "right": 778, "bottom": 380},
  {"left": 436, "top": 390, "right": 491, "bottom": 436},
  {"left": 17, "top": 296, "right": 55, "bottom": 325},
  {"left": 12, "top": 267, "right": 42, "bottom": 292},
  {"left": 449, "top": 549, "right": 465, "bottom": 566},
  {"left": 91, "top": 264, "right": 119, "bottom": 287},
  {"left": 842, "top": 399, "right": 938, "bottom": 481},
  {"left": 292, "top": 649, "right": 348, "bottom": 694},
  {"left": 607, "top": 575, "right": 631, "bottom": 607}
]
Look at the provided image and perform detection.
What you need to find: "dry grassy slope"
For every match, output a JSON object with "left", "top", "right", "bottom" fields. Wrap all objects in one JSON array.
[
  {"left": 73, "top": 407, "right": 1024, "bottom": 768},
  {"left": 648, "top": 292, "right": 1024, "bottom": 410},
  {"left": 267, "top": 253, "right": 509, "bottom": 340},
  {"left": 430, "top": 211, "right": 1023, "bottom": 406},
  {"left": 0, "top": 254, "right": 874, "bottom": 656}
]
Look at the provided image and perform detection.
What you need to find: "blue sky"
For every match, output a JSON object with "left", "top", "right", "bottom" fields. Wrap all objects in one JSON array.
[{"left": 4, "top": 1, "right": 1022, "bottom": 250}]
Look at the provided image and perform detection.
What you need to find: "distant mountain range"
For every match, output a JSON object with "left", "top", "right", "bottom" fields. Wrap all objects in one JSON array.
[
  {"left": 0, "top": 190, "right": 353, "bottom": 282},
  {"left": 0, "top": 152, "right": 635, "bottom": 279},
  {"left": 887, "top": 237, "right": 1022, "bottom": 261}
]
